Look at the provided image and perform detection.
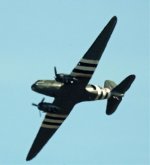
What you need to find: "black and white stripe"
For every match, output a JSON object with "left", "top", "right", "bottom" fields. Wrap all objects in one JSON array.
[
  {"left": 95, "top": 86, "right": 111, "bottom": 100},
  {"left": 41, "top": 113, "right": 68, "bottom": 129},
  {"left": 71, "top": 58, "right": 99, "bottom": 78}
]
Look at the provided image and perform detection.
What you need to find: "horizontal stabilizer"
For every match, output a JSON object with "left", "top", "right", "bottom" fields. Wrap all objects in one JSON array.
[
  {"left": 104, "top": 80, "right": 117, "bottom": 90},
  {"left": 106, "top": 96, "right": 122, "bottom": 115},
  {"left": 112, "top": 75, "right": 136, "bottom": 94},
  {"left": 106, "top": 75, "right": 136, "bottom": 115}
]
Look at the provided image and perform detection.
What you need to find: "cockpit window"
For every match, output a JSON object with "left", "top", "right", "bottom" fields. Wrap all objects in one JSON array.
[{"left": 36, "top": 80, "right": 44, "bottom": 85}]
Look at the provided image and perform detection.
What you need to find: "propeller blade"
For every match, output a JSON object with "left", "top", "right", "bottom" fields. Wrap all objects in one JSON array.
[
  {"left": 32, "top": 103, "right": 38, "bottom": 107},
  {"left": 39, "top": 110, "right": 42, "bottom": 117},
  {"left": 32, "top": 97, "right": 45, "bottom": 108},
  {"left": 32, "top": 98, "right": 45, "bottom": 117},
  {"left": 40, "top": 97, "right": 45, "bottom": 104},
  {"left": 54, "top": 66, "right": 57, "bottom": 77}
]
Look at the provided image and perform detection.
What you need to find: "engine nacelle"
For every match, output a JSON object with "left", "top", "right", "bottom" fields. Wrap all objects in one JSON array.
[
  {"left": 38, "top": 102, "right": 61, "bottom": 113},
  {"left": 54, "top": 66, "right": 78, "bottom": 84},
  {"left": 55, "top": 74, "right": 78, "bottom": 84}
]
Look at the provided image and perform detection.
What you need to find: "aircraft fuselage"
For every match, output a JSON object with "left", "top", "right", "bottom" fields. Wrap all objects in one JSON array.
[{"left": 31, "top": 80, "right": 111, "bottom": 103}]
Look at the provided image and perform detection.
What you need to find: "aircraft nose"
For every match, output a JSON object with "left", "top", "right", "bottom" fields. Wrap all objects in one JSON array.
[{"left": 31, "top": 84, "right": 36, "bottom": 91}]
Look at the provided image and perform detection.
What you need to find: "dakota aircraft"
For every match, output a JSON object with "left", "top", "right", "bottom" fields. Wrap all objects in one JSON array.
[{"left": 26, "top": 16, "right": 135, "bottom": 161}]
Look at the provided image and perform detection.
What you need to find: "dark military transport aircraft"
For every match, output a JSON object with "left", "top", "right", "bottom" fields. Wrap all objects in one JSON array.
[{"left": 26, "top": 16, "right": 135, "bottom": 161}]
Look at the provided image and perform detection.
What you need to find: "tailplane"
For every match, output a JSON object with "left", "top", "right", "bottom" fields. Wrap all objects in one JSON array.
[{"left": 105, "top": 75, "right": 136, "bottom": 115}]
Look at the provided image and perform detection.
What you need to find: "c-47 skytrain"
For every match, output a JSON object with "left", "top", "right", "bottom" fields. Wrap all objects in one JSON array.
[{"left": 26, "top": 16, "right": 135, "bottom": 161}]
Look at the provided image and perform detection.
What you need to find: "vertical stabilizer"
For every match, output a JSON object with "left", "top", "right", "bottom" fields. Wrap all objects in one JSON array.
[{"left": 106, "top": 75, "right": 136, "bottom": 115}]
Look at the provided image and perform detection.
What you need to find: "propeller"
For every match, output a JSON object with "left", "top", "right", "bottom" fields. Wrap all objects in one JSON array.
[
  {"left": 39, "top": 111, "right": 41, "bottom": 117},
  {"left": 32, "top": 98, "right": 45, "bottom": 107},
  {"left": 54, "top": 66, "right": 78, "bottom": 84},
  {"left": 32, "top": 98, "right": 45, "bottom": 117},
  {"left": 54, "top": 66, "right": 58, "bottom": 77},
  {"left": 54, "top": 66, "right": 64, "bottom": 82},
  {"left": 40, "top": 97, "right": 45, "bottom": 104},
  {"left": 32, "top": 103, "right": 38, "bottom": 107}
]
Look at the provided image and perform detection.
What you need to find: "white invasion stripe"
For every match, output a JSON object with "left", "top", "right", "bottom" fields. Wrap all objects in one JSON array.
[
  {"left": 95, "top": 85, "right": 102, "bottom": 100},
  {"left": 71, "top": 72, "right": 92, "bottom": 78},
  {"left": 46, "top": 113, "right": 67, "bottom": 118},
  {"left": 80, "top": 58, "right": 99, "bottom": 64},
  {"left": 101, "top": 88, "right": 111, "bottom": 99},
  {"left": 41, "top": 124, "right": 59, "bottom": 129},
  {"left": 101, "top": 89, "right": 107, "bottom": 99},
  {"left": 75, "top": 65, "right": 95, "bottom": 71},
  {"left": 105, "top": 88, "right": 111, "bottom": 99},
  {"left": 44, "top": 118, "right": 64, "bottom": 124}
]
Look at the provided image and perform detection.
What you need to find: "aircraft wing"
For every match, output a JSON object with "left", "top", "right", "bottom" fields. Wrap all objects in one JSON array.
[
  {"left": 26, "top": 97, "right": 74, "bottom": 161},
  {"left": 70, "top": 16, "right": 117, "bottom": 85},
  {"left": 26, "top": 112, "right": 70, "bottom": 161},
  {"left": 26, "top": 16, "right": 117, "bottom": 161}
]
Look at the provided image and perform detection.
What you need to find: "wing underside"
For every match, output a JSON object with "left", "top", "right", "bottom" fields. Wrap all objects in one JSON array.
[
  {"left": 26, "top": 112, "right": 69, "bottom": 161},
  {"left": 70, "top": 16, "right": 117, "bottom": 84}
]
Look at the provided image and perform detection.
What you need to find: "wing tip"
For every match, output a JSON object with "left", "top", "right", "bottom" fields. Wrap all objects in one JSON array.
[
  {"left": 110, "top": 16, "right": 117, "bottom": 25},
  {"left": 112, "top": 16, "right": 117, "bottom": 21},
  {"left": 26, "top": 152, "right": 35, "bottom": 161},
  {"left": 26, "top": 155, "right": 32, "bottom": 161}
]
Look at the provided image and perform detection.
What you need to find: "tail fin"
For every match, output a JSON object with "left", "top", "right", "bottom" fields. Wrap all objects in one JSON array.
[
  {"left": 106, "top": 75, "right": 136, "bottom": 115},
  {"left": 104, "top": 80, "right": 117, "bottom": 90}
]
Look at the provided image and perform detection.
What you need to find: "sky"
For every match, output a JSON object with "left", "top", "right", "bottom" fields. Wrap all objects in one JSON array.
[{"left": 0, "top": 0, "right": 149, "bottom": 165}]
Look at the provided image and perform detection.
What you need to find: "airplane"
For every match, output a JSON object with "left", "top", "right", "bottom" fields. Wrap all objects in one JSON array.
[{"left": 26, "top": 16, "right": 136, "bottom": 161}]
